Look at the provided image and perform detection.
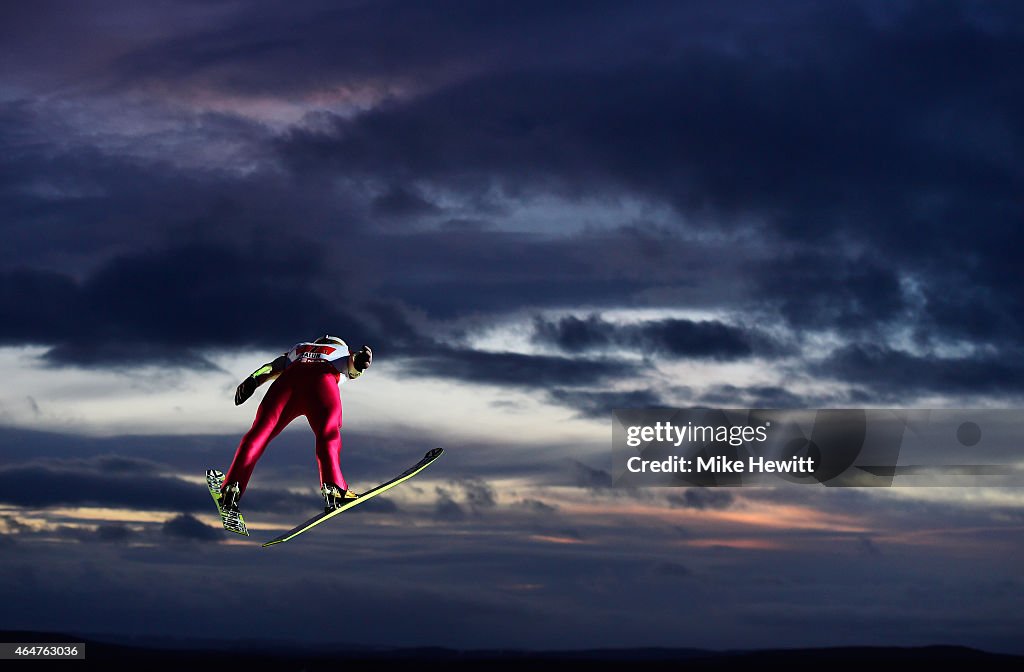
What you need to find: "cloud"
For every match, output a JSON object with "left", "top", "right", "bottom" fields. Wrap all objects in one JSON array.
[
  {"left": 0, "top": 269, "right": 80, "bottom": 343},
  {"left": 666, "top": 489, "right": 734, "bottom": 511},
  {"left": 264, "top": 2, "right": 1023, "bottom": 356},
  {"left": 568, "top": 459, "right": 612, "bottom": 489},
  {"left": 95, "top": 523, "right": 135, "bottom": 543},
  {"left": 818, "top": 344, "right": 1024, "bottom": 396},
  {"left": 754, "top": 253, "right": 909, "bottom": 335},
  {"left": 400, "top": 347, "right": 626, "bottom": 388},
  {"left": 65, "top": 523, "right": 136, "bottom": 544},
  {"left": 88, "top": 455, "right": 166, "bottom": 475},
  {"left": 698, "top": 385, "right": 809, "bottom": 408},
  {"left": 0, "top": 461, "right": 313, "bottom": 514},
  {"left": 102, "top": 1, "right": 609, "bottom": 97},
  {"left": 517, "top": 498, "right": 558, "bottom": 514},
  {"left": 371, "top": 185, "right": 442, "bottom": 219},
  {"left": 429, "top": 480, "right": 496, "bottom": 521},
  {"left": 533, "top": 314, "right": 773, "bottom": 360},
  {"left": 0, "top": 244, "right": 390, "bottom": 366},
  {"left": 0, "top": 3, "right": 1020, "bottom": 379},
  {"left": 650, "top": 561, "right": 691, "bottom": 578},
  {"left": 548, "top": 388, "right": 668, "bottom": 419},
  {"left": 459, "top": 478, "right": 497, "bottom": 512},
  {"left": 0, "top": 428, "right": 1022, "bottom": 653},
  {"left": 434, "top": 486, "right": 465, "bottom": 521},
  {"left": 0, "top": 465, "right": 208, "bottom": 512},
  {"left": 162, "top": 513, "right": 222, "bottom": 542},
  {"left": 273, "top": 4, "right": 1022, "bottom": 241},
  {"left": 0, "top": 515, "right": 31, "bottom": 535},
  {"left": 859, "top": 535, "right": 882, "bottom": 556}
]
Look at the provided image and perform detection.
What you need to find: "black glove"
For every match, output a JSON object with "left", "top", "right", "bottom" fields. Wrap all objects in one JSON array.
[
  {"left": 234, "top": 376, "right": 259, "bottom": 405},
  {"left": 353, "top": 345, "right": 373, "bottom": 372}
]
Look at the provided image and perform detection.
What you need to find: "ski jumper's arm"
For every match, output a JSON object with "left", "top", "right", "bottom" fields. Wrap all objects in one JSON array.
[{"left": 234, "top": 354, "right": 289, "bottom": 405}]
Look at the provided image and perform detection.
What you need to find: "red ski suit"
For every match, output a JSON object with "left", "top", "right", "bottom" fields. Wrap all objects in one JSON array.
[{"left": 224, "top": 358, "right": 348, "bottom": 496}]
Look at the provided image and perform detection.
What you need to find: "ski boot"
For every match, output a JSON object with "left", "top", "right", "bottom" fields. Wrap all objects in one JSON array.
[
  {"left": 221, "top": 481, "right": 242, "bottom": 513},
  {"left": 209, "top": 477, "right": 248, "bottom": 536},
  {"left": 321, "top": 483, "right": 359, "bottom": 513}
]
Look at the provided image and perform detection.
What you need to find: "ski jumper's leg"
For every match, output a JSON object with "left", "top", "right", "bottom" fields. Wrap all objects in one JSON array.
[
  {"left": 223, "top": 370, "right": 302, "bottom": 496},
  {"left": 304, "top": 368, "right": 347, "bottom": 491}
]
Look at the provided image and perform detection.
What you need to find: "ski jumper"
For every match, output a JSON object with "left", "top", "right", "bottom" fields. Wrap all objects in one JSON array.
[{"left": 224, "top": 342, "right": 354, "bottom": 496}]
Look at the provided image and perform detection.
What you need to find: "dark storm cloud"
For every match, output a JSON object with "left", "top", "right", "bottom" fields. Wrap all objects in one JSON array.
[
  {"left": 0, "top": 243, "right": 408, "bottom": 365},
  {"left": 162, "top": 514, "right": 221, "bottom": 542},
  {"left": 99, "top": 1, "right": 764, "bottom": 97},
  {"left": 1, "top": 175, "right": 725, "bottom": 365},
  {"left": 754, "top": 253, "right": 909, "bottom": 334},
  {"left": 63, "top": 522, "right": 137, "bottom": 544},
  {"left": 362, "top": 226, "right": 718, "bottom": 319},
  {"left": 819, "top": 344, "right": 1024, "bottom": 396},
  {"left": 16, "top": 453, "right": 168, "bottom": 478},
  {"left": 371, "top": 185, "right": 442, "bottom": 219},
  {"left": 698, "top": 385, "right": 809, "bottom": 408},
  {"left": 95, "top": 523, "right": 135, "bottom": 543},
  {"left": 87, "top": 455, "right": 166, "bottom": 475},
  {"left": 80, "top": 243, "right": 353, "bottom": 348},
  {"left": 271, "top": 1, "right": 1023, "bottom": 349},
  {"left": 0, "top": 1, "right": 1021, "bottom": 387},
  {"left": 0, "top": 101, "right": 283, "bottom": 269},
  {"left": 0, "top": 461, "right": 311, "bottom": 514},
  {"left": 0, "top": 269, "right": 80, "bottom": 341},
  {"left": 0, "top": 464, "right": 208, "bottom": 511},
  {"left": 400, "top": 347, "right": 624, "bottom": 388},
  {"left": 276, "top": 4, "right": 1022, "bottom": 233},
  {"left": 533, "top": 314, "right": 777, "bottom": 359}
]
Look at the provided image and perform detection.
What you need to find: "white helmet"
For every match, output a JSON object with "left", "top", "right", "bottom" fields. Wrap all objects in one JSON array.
[{"left": 314, "top": 335, "right": 347, "bottom": 347}]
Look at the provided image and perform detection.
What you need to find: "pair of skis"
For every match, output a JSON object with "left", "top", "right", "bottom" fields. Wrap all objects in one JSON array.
[{"left": 207, "top": 447, "right": 444, "bottom": 547}]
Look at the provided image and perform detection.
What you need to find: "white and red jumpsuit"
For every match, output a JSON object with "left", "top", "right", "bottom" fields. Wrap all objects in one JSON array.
[{"left": 223, "top": 341, "right": 357, "bottom": 496}]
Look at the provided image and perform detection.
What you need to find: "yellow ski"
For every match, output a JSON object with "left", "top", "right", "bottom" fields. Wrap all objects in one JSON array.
[{"left": 262, "top": 447, "right": 444, "bottom": 547}]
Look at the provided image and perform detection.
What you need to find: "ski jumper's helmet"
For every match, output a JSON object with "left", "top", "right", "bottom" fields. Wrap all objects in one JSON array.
[{"left": 314, "top": 335, "right": 347, "bottom": 347}]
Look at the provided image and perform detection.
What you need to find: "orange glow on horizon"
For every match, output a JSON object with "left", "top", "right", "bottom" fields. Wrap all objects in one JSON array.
[
  {"left": 560, "top": 498, "right": 870, "bottom": 534},
  {"left": 683, "top": 538, "right": 785, "bottom": 550},
  {"left": 528, "top": 534, "right": 587, "bottom": 545}
]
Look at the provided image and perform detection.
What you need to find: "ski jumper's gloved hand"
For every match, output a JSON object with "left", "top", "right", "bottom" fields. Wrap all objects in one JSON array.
[
  {"left": 354, "top": 345, "right": 373, "bottom": 371},
  {"left": 234, "top": 355, "right": 289, "bottom": 405},
  {"left": 347, "top": 345, "right": 373, "bottom": 379},
  {"left": 234, "top": 376, "right": 260, "bottom": 406}
]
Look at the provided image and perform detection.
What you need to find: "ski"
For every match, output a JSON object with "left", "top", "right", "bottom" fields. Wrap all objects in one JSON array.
[
  {"left": 262, "top": 447, "right": 444, "bottom": 547},
  {"left": 206, "top": 468, "right": 249, "bottom": 536}
]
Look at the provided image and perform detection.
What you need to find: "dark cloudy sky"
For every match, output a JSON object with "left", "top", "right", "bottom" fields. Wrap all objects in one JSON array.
[{"left": 1, "top": 0, "right": 1022, "bottom": 655}]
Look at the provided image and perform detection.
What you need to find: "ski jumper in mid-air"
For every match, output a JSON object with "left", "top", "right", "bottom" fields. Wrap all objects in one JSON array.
[{"left": 220, "top": 336, "right": 373, "bottom": 516}]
